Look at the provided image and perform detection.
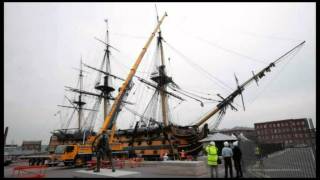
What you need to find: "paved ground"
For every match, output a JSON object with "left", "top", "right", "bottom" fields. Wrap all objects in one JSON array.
[{"left": 5, "top": 160, "right": 252, "bottom": 178}]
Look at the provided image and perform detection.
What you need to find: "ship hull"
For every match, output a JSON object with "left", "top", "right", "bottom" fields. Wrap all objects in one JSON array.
[{"left": 111, "top": 123, "right": 209, "bottom": 160}]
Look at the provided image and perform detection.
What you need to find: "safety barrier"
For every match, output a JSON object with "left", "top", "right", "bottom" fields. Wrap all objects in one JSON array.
[
  {"left": 12, "top": 165, "right": 48, "bottom": 178},
  {"left": 128, "top": 157, "right": 144, "bottom": 168},
  {"left": 86, "top": 159, "right": 125, "bottom": 170}
]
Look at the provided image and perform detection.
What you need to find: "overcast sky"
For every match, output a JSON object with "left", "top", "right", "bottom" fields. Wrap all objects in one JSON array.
[{"left": 4, "top": 2, "right": 315, "bottom": 145}]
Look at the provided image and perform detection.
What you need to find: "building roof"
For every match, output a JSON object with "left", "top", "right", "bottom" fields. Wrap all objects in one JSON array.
[
  {"left": 238, "top": 133, "right": 250, "bottom": 141},
  {"left": 22, "top": 141, "right": 41, "bottom": 145},
  {"left": 220, "top": 126, "right": 255, "bottom": 131},
  {"left": 199, "top": 132, "right": 237, "bottom": 142},
  {"left": 254, "top": 118, "right": 307, "bottom": 125}
]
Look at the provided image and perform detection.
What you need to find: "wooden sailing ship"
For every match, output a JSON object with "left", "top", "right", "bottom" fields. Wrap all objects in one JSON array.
[{"left": 50, "top": 12, "right": 305, "bottom": 161}]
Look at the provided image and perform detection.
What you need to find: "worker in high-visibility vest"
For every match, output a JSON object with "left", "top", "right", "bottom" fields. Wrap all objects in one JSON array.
[
  {"left": 206, "top": 141, "right": 219, "bottom": 178},
  {"left": 255, "top": 145, "right": 261, "bottom": 160}
]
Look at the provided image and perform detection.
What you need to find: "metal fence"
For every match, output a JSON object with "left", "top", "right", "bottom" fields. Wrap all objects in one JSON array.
[
  {"left": 246, "top": 145, "right": 316, "bottom": 178},
  {"left": 238, "top": 139, "right": 257, "bottom": 175}
]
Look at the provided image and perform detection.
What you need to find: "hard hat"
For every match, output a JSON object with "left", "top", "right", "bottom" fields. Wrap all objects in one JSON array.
[
  {"left": 224, "top": 141, "right": 229, "bottom": 147},
  {"left": 233, "top": 141, "right": 238, "bottom": 146},
  {"left": 210, "top": 141, "right": 215, "bottom": 146}
]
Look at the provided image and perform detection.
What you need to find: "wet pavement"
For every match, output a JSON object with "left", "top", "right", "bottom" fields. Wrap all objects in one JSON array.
[{"left": 4, "top": 159, "right": 254, "bottom": 178}]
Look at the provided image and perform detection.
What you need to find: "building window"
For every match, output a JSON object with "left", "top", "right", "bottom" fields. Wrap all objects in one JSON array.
[
  {"left": 285, "top": 122, "right": 288, "bottom": 126},
  {"left": 273, "top": 124, "right": 276, "bottom": 127},
  {"left": 277, "top": 123, "right": 280, "bottom": 127},
  {"left": 297, "top": 122, "right": 300, "bottom": 125},
  {"left": 264, "top": 124, "right": 267, "bottom": 128},
  {"left": 292, "top": 122, "right": 295, "bottom": 126},
  {"left": 305, "top": 134, "right": 309, "bottom": 137},
  {"left": 301, "top": 121, "right": 305, "bottom": 125}
]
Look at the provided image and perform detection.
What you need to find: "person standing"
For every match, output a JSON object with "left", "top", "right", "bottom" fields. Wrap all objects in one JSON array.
[
  {"left": 163, "top": 153, "right": 169, "bottom": 161},
  {"left": 180, "top": 149, "right": 186, "bottom": 160},
  {"left": 255, "top": 145, "right": 261, "bottom": 161},
  {"left": 222, "top": 141, "right": 233, "bottom": 178},
  {"left": 232, "top": 141, "right": 243, "bottom": 178},
  {"left": 94, "top": 134, "right": 115, "bottom": 173},
  {"left": 206, "top": 141, "right": 219, "bottom": 178}
]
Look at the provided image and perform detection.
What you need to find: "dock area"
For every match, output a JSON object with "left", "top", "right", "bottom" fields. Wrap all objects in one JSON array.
[{"left": 4, "top": 159, "right": 253, "bottom": 178}]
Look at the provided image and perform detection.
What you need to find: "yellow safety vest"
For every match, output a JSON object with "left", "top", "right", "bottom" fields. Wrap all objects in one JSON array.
[
  {"left": 255, "top": 147, "right": 260, "bottom": 155},
  {"left": 206, "top": 145, "right": 218, "bottom": 166}
]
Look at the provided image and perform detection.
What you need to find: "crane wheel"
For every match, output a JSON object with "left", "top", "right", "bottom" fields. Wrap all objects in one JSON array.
[{"left": 75, "top": 157, "right": 84, "bottom": 167}]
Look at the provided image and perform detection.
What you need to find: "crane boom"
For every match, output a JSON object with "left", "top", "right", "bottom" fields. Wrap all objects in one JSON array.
[
  {"left": 97, "top": 12, "right": 168, "bottom": 135},
  {"left": 195, "top": 41, "right": 305, "bottom": 127}
]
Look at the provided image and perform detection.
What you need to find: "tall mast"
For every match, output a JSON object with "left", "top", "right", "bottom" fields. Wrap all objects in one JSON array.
[
  {"left": 94, "top": 19, "right": 115, "bottom": 121},
  {"left": 158, "top": 31, "right": 169, "bottom": 126},
  {"left": 73, "top": 59, "right": 86, "bottom": 130},
  {"left": 79, "top": 60, "right": 83, "bottom": 129},
  {"left": 151, "top": 9, "right": 170, "bottom": 127},
  {"left": 97, "top": 12, "right": 167, "bottom": 134},
  {"left": 104, "top": 19, "right": 111, "bottom": 120}
]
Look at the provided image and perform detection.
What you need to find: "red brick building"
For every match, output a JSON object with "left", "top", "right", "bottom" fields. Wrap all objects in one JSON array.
[{"left": 254, "top": 118, "right": 315, "bottom": 146}]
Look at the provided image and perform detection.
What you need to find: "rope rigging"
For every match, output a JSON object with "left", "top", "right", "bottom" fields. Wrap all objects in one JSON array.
[
  {"left": 168, "top": 84, "right": 220, "bottom": 103},
  {"left": 194, "top": 40, "right": 305, "bottom": 127},
  {"left": 247, "top": 43, "right": 303, "bottom": 105},
  {"left": 176, "top": 23, "right": 270, "bottom": 65},
  {"left": 163, "top": 40, "right": 235, "bottom": 94},
  {"left": 193, "top": 35, "right": 268, "bottom": 65}
]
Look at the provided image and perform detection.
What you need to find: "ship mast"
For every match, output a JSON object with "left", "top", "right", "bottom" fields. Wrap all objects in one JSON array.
[
  {"left": 153, "top": 8, "right": 178, "bottom": 159},
  {"left": 158, "top": 30, "right": 169, "bottom": 126},
  {"left": 97, "top": 19, "right": 115, "bottom": 121},
  {"left": 151, "top": 9, "right": 171, "bottom": 127},
  {"left": 74, "top": 60, "right": 86, "bottom": 129},
  {"left": 195, "top": 41, "right": 306, "bottom": 128},
  {"left": 97, "top": 12, "right": 168, "bottom": 134}
]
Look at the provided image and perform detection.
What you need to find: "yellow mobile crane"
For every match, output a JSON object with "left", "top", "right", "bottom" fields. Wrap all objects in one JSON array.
[{"left": 55, "top": 13, "right": 168, "bottom": 167}]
